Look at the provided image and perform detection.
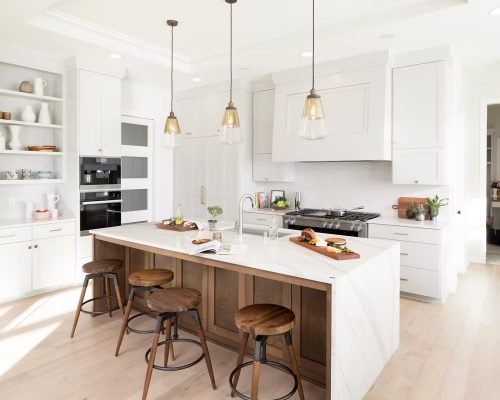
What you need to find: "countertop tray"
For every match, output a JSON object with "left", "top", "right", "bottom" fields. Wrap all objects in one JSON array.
[
  {"left": 155, "top": 222, "right": 198, "bottom": 232},
  {"left": 289, "top": 237, "right": 360, "bottom": 261}
]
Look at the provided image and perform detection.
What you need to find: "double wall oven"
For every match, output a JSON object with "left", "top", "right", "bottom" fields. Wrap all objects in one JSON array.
[{"left": 80, "top": 157, "right": 122, "bottom": 235}]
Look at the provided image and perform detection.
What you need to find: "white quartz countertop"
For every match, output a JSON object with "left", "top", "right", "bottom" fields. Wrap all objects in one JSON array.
[
  {"left": 90, "top": 221, "right": 398, "bottom": 285},
  {"left": 368, "top": 215, "right": 448, "bottom": 230},
  {"left": 0, "top": 216, "right": 76, "bottom": 229}
]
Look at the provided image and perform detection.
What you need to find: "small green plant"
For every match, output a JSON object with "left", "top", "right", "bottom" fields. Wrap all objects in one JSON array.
[
  {"left": 426, "top": 195, "right": 449, "bottom": 214},
  {"left": 271, "top": 196, "right": 289, "bottom": 209},
  {"left": 207, "top": 205, "right": 223, "bottom": 221},
  {"left": 414, "top": 204, "right": 426, "bottom": 215},
  {"left": 406, "top": 200, "right": 415, "bottom": 211}
]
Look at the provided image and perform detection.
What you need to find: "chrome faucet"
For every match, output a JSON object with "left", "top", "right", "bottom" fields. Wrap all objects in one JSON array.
[{"left": 238, "top": 194, "right": 255, "bottom": 236}]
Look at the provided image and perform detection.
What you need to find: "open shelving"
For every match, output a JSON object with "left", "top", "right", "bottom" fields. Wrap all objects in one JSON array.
[
  {"left": 0, "top": 179, "right": 64, "bottom": 185},
  {"left": 0, "top": 119, "right": 63, "bottom": 129},
  {"left": 0, "top": 150, "right": 63, "bottom": 156},
  {"left": 0, "top": 88, "right": 63, "bottom": 102}
]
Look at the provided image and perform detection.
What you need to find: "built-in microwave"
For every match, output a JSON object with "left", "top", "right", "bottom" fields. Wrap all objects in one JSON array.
[
  {"left": 79, "top": 157, "right": 121, "bottom": 191},
  {"left": 80, "top": 190, "right": 122, "bottom": 236}
]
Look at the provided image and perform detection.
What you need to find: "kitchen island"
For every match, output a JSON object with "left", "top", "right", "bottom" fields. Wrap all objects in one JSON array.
[{"left": 90, "top": 222, "right": 400, "bottom": 400}]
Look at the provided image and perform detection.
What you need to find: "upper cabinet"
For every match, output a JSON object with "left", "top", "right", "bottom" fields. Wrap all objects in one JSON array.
[
  {"left": 253, "top": 89, "right": 294, "bottom": 182},
  {"left": 272, "top": 51, "right": 392, "bottom": 162},
  {"left": 392, "top": 59, "right": 452, "bottom": 185},
  {"left": 78, "top": 69, "right": 121, "bottom": 157}
]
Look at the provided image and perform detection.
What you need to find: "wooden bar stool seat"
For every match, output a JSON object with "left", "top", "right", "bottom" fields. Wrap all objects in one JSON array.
[
  {"left": 141, "top": 287, "right": 216, "bottom": 400},
  {"left": 70, "top": 259, "right": 125, "bottom": 339},
  {"left": 230, "top": 304, "right": 305, "bottom": 400},
  {"left": 115, "top": 269, "right": 174, "bottom": 357}
]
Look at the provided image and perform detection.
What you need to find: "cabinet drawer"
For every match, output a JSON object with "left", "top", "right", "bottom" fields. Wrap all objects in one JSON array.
[
  {"left": 400, "top": 266, "right": 440, "bottom": 299},
  {"left": 400, "top": 242, "right": 440, "bottom": 271},
  {"left": 369, "top": 224, "right": 441, "bottom": 244},
  {"left": 243, "top": 212, "right": 283, "bottom": 227},
  {"left": 33, "top": 221, "right": 75, "bottom": 240},
  {"left": 0, "top": 226, "right": 31, "bottom": 245}
]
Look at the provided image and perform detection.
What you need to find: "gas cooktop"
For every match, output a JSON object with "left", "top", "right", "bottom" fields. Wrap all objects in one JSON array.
[{"left": 285, "top": 209, "right": 380, "bottom": 222}]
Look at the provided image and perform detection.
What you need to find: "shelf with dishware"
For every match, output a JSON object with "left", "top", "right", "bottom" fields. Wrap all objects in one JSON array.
[
  {"left": 0, "top": 88, "right": 63, "bottom": 103},
  {"left": 0, "top": 119, "right": 63, "bottom": 129},
  {"left": 0, "top": 179, "right": 64, "bottom": 185},
  {"left": 0, "top": 150, "right": 63, "bottom": 156}
]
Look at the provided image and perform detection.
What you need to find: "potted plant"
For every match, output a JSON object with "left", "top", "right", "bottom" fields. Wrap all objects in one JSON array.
[
  {"left": 426, "top": 195, "right": 449, "bottom": 221},
  {"left": 271, "top": 196, "right": 289, "bottom": 210},
  {"left": 406, "top": 200, "right": 415, "bottom": 219},
  {"left": 414, "top": 204, "right": 427, "bottom": 221},
  {"left": 207, "top": 206, "right": 223, "bottom": 231}
]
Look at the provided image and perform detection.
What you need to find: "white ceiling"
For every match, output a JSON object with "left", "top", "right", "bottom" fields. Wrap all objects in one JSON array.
[{"left": 0, "top": 0, "right": 499, "bottom": 89}]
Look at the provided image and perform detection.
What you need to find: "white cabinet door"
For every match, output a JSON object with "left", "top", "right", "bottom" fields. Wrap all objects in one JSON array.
[
  {"left": 393, "top": 148, "right": 446, "bottom": 185},
  {"left": 33, "top": 236, "right": 75, "bottom": 290},
  {"left": 79, "top": 70, "right": 102, "bottom": 156},
  {"left": 101, "top": 76, "right": 122, "bottom": 156},
  {"left": 393, "top": 62, "right": 447, "bottom": 149},
  {"left": 0, "top": 242, "right": 32, "bottom": 302},
  {"left": 253, "top": 90, "right": 274, "bottom": 153},
  {"left": 253, "top": 154, "right": 283, "bottom": 182}
]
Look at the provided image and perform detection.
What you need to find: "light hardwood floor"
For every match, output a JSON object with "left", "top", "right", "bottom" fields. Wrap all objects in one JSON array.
[{"left": 0, "top": 263, "right": 499, "bottom": 400}]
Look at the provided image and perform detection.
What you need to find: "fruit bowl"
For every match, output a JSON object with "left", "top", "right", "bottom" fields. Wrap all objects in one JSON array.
[{"left": 33, "top": 209, "right": 51, "bottom": 220}]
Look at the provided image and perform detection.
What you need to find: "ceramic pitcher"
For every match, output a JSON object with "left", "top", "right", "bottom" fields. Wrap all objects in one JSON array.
[
  {"left": 38, "top": 103, "right": 51, "bottom": 124},
  {"left": 33, "top": 78, "right": 47, "bottom": 96}
]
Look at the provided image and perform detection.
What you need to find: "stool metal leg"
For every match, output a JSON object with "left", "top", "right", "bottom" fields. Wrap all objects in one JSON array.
[
  {"left": 109, "top": 273, "right": 125, "bottom": 317},
  {"left": 231, "top": 331, "right": 250, "bottom": 397},
  {"left": 70, "top": 275, "right": 90, "bottom": 338},
  {"left": 115, "top": 287, "right": 136, "bottom": 356},
  {"left": 164, "top": 317, "right": 172, "bottom": 367},
  {"left": 193, "top": 309, "right": 216, "bottom": 390},
  {"left": 284, "top": 331, "right": 305, "bottom": 400},
  {"left": 142, "top": 316, "right": 163, "bottom": 400}
]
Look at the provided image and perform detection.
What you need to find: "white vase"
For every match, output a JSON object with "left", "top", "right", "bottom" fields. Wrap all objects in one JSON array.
[
  {"left": 0, "top": 130, "right": 5, "bottom": 150},
  {"left": 38, "top": 103, "right": 51, "bottom": 125},
  {"left": 21, "top": 106, "right": 36, "bottom": 123},
  {"left": 8, "top": 125, "right": 22, "bottom": 150}
]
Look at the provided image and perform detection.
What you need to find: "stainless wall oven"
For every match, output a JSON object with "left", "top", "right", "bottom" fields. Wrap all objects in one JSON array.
[
  {"left": 80, "top": 191, "right": 122, "bottom": 236},
  {"left": 80, "top": 157, "right": 121, "bottom": 191}
]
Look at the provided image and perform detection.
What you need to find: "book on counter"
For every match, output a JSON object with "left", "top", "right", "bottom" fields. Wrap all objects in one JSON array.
[{"left": 188, "top": 240, "right": 247, "bottom": 256}]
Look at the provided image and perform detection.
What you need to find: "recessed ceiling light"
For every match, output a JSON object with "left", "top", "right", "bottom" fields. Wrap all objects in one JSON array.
[
  {"left": 300, "top": 51, "right": 313, "bottom": 58},
  {"left": 191, "top": 77, "right": 202, "bottom": 82},
  {"left": 490, "top": 7, "right": 500, "bottom": 15},
  {"left": 109, "top": 53, "right": 122, "bottom": 59},
  {"left": 379, "top": 33, "right": 396, "bottom": 40}
]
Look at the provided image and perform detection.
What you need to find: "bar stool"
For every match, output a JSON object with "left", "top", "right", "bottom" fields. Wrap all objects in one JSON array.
[
  {"left": 115, "top": 268, "right": 174, "bottom": 356},
  {"left": 70, "top": 259, "right": 125, "bottom": 338},
  {"left": 229, "top": 304, "right": 305, "bottom": 400},
  {"left": 142, "top": 287, "right": 216, "bottom": 400}
]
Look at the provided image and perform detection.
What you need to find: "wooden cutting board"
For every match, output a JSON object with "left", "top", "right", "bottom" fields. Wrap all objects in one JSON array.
[
  {"left": 289, "top": 237, "right": 360, "bottom": 261},
  {"left": 396, "top": 197, "right": 430, "bottom": 220},
  {"left": 155, "top": 222, "right": 198, "bottom": 232}
]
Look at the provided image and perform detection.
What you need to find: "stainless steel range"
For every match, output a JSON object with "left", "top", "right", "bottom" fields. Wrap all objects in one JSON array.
[{"left": 284, "top": 208, "right": 380, "bottom": 237}]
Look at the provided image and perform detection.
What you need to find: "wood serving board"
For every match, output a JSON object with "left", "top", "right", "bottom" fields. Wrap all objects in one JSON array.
[
  {"left": 396, "top": 197, "right": 430, "bottom": 220},
  {"left": 289, "top": 237, "right": 360, "bottom": 261},
  {"left": 155, "top": 223, "right": 198, "bottom": 232}
]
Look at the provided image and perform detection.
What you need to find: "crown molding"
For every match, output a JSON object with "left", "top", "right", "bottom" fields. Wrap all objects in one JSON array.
[
  {"left": 0, "top": 45, "right": 64, "bottom": 74},
  {"left": 28, "top": 10, "right": 192, "bottom": 74}
]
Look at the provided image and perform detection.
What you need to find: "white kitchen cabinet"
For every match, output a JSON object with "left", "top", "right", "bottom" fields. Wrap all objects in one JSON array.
[
  {"left": 272, "top": 52, "right": 392, "bottom": 162},
  {"left": 79, "top": 69, "right": 121, "bottom": 156},
  {"left": 392, "top": 148, "right": 446, "bottom": 185},
  {"left": 0, "top": 241, "right": 32, "bottom": 302},
  {"left": 252, "top": 90, "right": 294, "bottom": 182},
  {"left": 33, "top": 235, "right": 76, "bottom": 290}
]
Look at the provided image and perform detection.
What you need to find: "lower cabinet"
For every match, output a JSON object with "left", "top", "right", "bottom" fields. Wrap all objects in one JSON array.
[{"left": 0, "top": 241, "right": 32, "bottom": 301}]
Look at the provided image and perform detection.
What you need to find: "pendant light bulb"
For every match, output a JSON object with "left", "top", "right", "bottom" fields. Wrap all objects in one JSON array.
[
  {"left": 164, "top": 19, "right": 181, "bottom": 148},
  {"left": 300, "top": 0, "right": 327, "bottom": 140},
  {"left": 219, "top": 0, "right": 242, "bottom": 145}
]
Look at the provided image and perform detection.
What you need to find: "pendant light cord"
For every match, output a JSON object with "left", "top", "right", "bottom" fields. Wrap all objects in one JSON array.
[
  {"left": 170, "top": 24, "right": 174, "bottom": 113},
  {"left": 312, "top": 0, "right": 315, "bottom": 90},
  {"left": 230, "top": 2, "right": 233, "bottom": 103}
]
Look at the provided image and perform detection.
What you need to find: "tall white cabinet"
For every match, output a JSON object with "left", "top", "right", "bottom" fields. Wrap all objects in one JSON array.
[
  {"left": 174, "top": 85, "right": 257, "bottom": 222},
  {"left": 392, "top": 60, "right": 452, "bottom": 185}
]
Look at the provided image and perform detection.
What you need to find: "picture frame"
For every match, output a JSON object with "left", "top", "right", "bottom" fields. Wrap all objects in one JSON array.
[
  {"left": 271, "top": 190, "right": 285, "bottom": 203},
  {"left": 256, "top": 192, "right": 269, "bottom": 208}
]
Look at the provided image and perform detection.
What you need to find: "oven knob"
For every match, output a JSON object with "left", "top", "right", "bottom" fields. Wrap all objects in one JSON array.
[
  {"left": 354, "top": 223, "right": 363, "bottom": 232},
  {"left": 350, "top": 223, "right": 356, "bottom": 231},
  {"left": 284, "top": 219, "right": 290, "bottom": 225},
  {"left": 290, "top": 219, "right": 296, "bottom": 225},
  {"left": 327, "top": 222, "right": 334, "bottom": 229},
  {"left": 334, "top": 222, "right": 341, "bottom": 229},
  {"left": 322, "top": 221, "right": 328, "bottom": 228}
]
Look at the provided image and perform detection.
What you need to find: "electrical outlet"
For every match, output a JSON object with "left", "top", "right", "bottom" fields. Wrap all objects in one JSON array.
[{"left": 8, "top": 198, "right": 15, "bottom": 208}]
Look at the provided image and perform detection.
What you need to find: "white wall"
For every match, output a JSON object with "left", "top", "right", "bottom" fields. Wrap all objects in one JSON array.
[
  {"left": 121, "top": 80, "right": 173, "bottom": 220},
  {"left": 258, "top": 161, "right": 449, "bottom": 217}
]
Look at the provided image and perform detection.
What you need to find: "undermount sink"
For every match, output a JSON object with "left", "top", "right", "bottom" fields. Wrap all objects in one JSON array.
[{"left": 238, "top": 227, "right": 291, "bottom": 238}]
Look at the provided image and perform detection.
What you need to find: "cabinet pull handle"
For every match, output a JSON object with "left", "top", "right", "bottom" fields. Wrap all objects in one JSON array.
[
  {"left": 49, "top": 228, "right": 62, "bottom": 232},
  {"left": 394, "top": 233, "right": 408, "bottom": 236},
  {"left": 34, "top": 244, "right": 38, "bottom": 249},
  {"left": 28, "top": 245, "right": 32, "bottom": 249},
  {"left": 200, "top": 186, "right": 206, "bottom": 205},
  {"left": 400, "top": 278, "right": 409, "bottom": 282},
  {"left": 0, "top": 234, "right": 15, "bottom": 238},
  {"left": 414, "top": 180, "right": 419, "bottom": 184},
  {"left": 256, "top": 218, "right": 266, "bottom": 221},
  {"left": 400, "top": 252, "right": 409, "bottom": 256}
]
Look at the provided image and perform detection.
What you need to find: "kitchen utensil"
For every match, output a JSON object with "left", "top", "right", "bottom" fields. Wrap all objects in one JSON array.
[
  {"left": 33, "top": 78, "right": 47, "bottom": 96},
  {"left": 156, "top": 221, "right": 198, "bottom": 232},
  {"left": 38, "top": 171, "right": 53, "bottom": 179},
  {"left": 21, "top": 169, "right": 32, "bottom": 180},
  {"left": 8, "top": 125, "right": 21, "bottom": 150},
  {"left": 394, "top": 197, "right": 430, "bottom": 220},
  {"left": 19, "top": 80, "right": 33, "bottom": 93},
  {"left": 21, "top": 105, "right": 36, "bottom": 122},
  {"left": 5, "top": 170, "right": 19, "bottom": 180},
  {"left": 289, "top": 236, "right": 360, "bottom": 260},
  {"left": 326, "top": 206, "right": 364, "bottom": 217},
  {"left": 46, "top": 193, "right": 60, "bottom": 211},
  {"left": 294, "top": 192, "right": 302, "bottom": 210},
  {"left": 38, "top": 102, "right": 51, "bottom": 124}
]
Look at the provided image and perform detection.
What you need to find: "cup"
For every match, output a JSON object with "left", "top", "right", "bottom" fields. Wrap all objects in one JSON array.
[
  {"left": 5, "top": 170, "right": 19, "bottom": 180},
  {"left": 21, "top": 169, "right": 32, "bottom": 180}
]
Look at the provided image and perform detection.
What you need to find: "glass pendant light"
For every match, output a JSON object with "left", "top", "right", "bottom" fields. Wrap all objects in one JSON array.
[
  {"left": 300, "top": 0, "right": 327, "bottom": 140},
  {"left": 164, "top": 19, "right": 181, "bottom": 148},
  {"left": 219, "top": 0, "right": 242, "bottom": 145}
]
